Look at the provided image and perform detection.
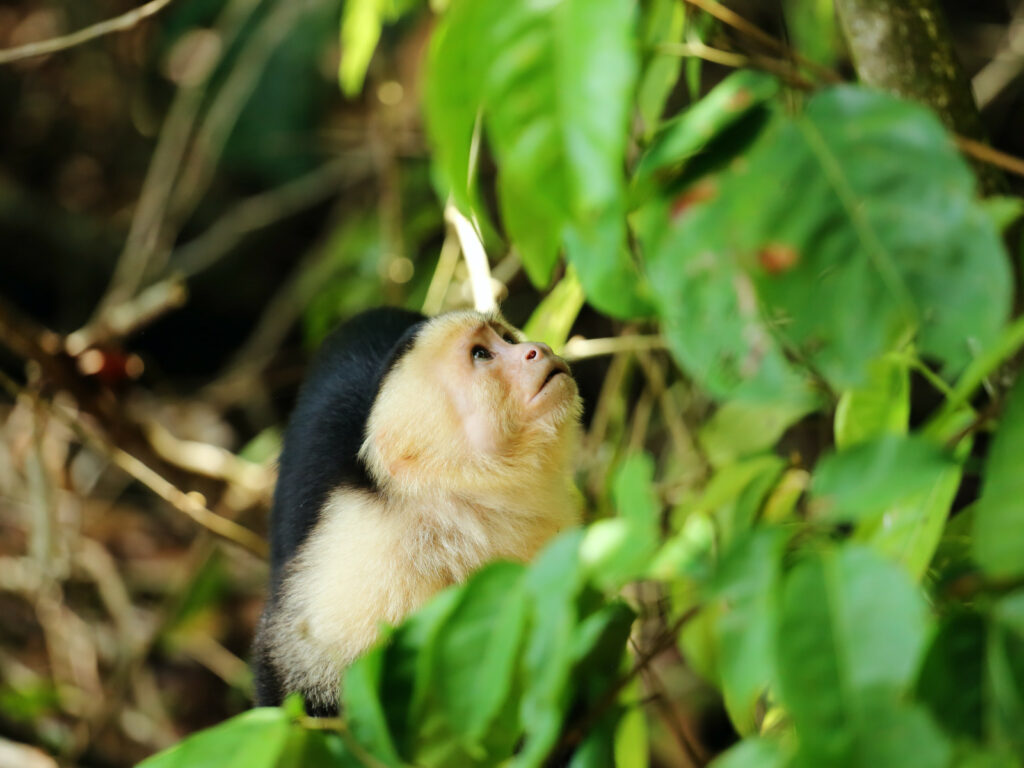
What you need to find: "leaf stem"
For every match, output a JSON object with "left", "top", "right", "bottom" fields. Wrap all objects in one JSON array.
[{"left": 925, "top": 313, "right": 1024, "bottom": 438}]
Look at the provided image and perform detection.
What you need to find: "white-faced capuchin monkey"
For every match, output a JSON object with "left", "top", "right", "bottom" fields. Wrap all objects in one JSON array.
[{"left": 253, "top": 307, "right": 582, "bottom": 715}]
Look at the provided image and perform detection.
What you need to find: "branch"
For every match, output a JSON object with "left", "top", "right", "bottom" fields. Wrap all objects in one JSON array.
[
  {"left": 0, "top": 369, "right": 268, "bottom": 558},
  {"left": 555, "top": 606, "right": 700, "bottom": 757},
  {"left": 0, "top": 0, "right": 176, "bottom": 65},
  {"left": 562, "top": 334, "right": 666, "bottom": 361}
]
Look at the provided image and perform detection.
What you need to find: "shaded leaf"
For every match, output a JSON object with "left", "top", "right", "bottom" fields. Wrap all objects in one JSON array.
[
  {"left": 973, "top": 372, "right": 1024, "bottom": 579},
  {"left": 811, "top": 435, "right": 954, "bottom": 522}
]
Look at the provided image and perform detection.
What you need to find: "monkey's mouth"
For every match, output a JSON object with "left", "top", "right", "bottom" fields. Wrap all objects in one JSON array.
[{"left": 537, "top": 360, "right": 571, "bottom": 395}]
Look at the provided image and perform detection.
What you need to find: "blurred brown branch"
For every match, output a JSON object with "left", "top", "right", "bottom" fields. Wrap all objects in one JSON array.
[{"left": 0, "top": 0, "right": 177, "bottom": 65}]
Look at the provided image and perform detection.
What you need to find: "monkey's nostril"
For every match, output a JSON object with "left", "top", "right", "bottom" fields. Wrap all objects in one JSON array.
[{"left": 526, "top": 349, "right": 537, "bottom": 361}]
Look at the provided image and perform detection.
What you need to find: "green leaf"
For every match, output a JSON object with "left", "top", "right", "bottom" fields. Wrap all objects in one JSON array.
[
  {"left": 859, "top": 463, "right": 965, "bottom": 581},
  {"left": 426, "top": 0, "right": 648, "bottom": 314},
  {"left": 522, "top": 267, "right": 586, "bottom": 352},
  {"left": 342, "top": 643, "right": 403, "bottom": 765},
  {"left": 137, "top": 709, "right": 291, "bottom": 768},
  {"left": 635, "top": 69, "right": 779, "bottom": 187},
  {"left": 974, "top": 372, "right": 1024, "bottom": 579},
  {"left": 516, "top": 530, "right": 586, "bottom": 767},
  {"left": 433, "top": 562, "right": 528, "bottom": 751},
  {"left": 710, "top": 738, "right": 789, "bottom": 768},
  {"left": 834, "top": 354, "right": 910, "bottom": 449},
  {"left": 776, "top": 545, "right": 933, "bottom": 765},
  {"left": 811, "top": 435, "right": 954, "bottom": 522},
  {"left": 989, "top": 592, "right": 1024, "bottom": 759},
  {"left": 916, "top": 610, "right": 987, "bottom": 741},
  {"left": 656, "top": 85, "right": 1010, "bottom": 402},
  {"left": 980, "top": 195, "right": 1024, "bottom": 232},
  {"left": 648, "top": 202, "right": 812, "bottom": 403},
  {"left": 580, "top": 453, "right": 660, "bottom": 590},
  {"left": 424, "top": 0, "right": 498, "bottom": 210},
  {"left": 711, "top": 529, "right": 788, "bottom": 735},
  {"left": 613, "top": 681, "right": 649, "bottom": 768},
  {"left": 339, "top": 0, "right": 387, "bottom": 97},
  {"left": 700, "top": 399, "right": 814, "bottom": 467},
  {"left": 637, "top": 0, "right": 685, "bottom": 137},
  {"left": 782, "top": 0, "right": 840, "bottom": 67},
  {"left": 734, "top": 86, "right": 1011, "bottom": 387}
]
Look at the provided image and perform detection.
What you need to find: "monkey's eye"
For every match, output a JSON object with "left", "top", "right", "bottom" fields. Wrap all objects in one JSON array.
[
  {"left": 472, "top": 345, "right": 493, "bottom": 361},
  {"left": 502, "top": 332, "right": 518, "bottom": 345}
]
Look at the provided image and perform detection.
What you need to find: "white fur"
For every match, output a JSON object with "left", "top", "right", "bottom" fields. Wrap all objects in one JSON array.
[{"left": 266, "top": 311, "right": 581, "bottom": 711}]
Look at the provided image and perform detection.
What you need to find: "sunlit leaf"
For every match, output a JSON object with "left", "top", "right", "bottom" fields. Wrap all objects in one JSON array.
[
  {"left": 834, "top": 354, "right": 910, "bottom": 449},
  {"left": 710, "top": 738, "right": 788, "bottom": 768},
  {"left": 581, "top": 453, "right": 660, "bottom": 590},
  {"left": 700, "top": 399, "right": 813, "bottom": 467},
  {"left": 137, "top": 709, "right": 291, "bottom": 768}
]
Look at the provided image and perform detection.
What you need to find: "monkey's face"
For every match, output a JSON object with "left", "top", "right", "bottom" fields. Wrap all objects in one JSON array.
[
  {"left": 444, "top": 317, "right": 578, "bottom": 447},
  {"left": 362, "top": 312, "right": 581, "bottom": 494}
]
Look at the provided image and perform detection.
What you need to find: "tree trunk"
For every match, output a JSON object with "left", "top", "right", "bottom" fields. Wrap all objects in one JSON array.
[{"left": 834, "top": 0, "right": 1004, "bottom": 194}]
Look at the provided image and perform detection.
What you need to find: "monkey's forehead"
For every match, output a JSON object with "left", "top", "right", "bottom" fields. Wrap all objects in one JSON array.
[{"left": 416, "top": 310, "right": 518, "bottom": 348}]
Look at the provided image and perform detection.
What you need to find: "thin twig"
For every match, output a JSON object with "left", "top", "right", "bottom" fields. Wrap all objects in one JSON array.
[
  {"left": 555, "top": 606, "right": 700, "bottom": 755},
  {"left": 174, "top": 156, "right": 363, "bottom": 278},
  {"left": 0, "top": 370, "right": 268, "bottom": 557},
  {"left": 656, "top": 40, "right": 748, "bottom": 67},
  {"left": 563, "top": 335, "right": 666, "bottom": 361},
  {"left": 682, "top": 0, "right": 840, "bottom": 83},
  {"left": 296, "top": 716, "right": 393, "bottom": 768},
  {"left": 955, "top": 135, "right": 1024, "bottom": 180},
  {"left": 421, "top": 228, "right": 462, "bottom": 316},
  {"left": 67, "top": 279, "right": 187, "bottom": 354},
  {"left": 630, "top": 638, "right": 705, "bottom": 767},
  {"left": 0, "top": 0, "right": 176, "bottom": 65}
]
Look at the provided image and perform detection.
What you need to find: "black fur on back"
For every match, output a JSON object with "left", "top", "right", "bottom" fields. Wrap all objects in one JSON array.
[
  {"left": 254, "top": 307, "right": 426, "bottom": 711},
  {"left": 267, "top": 307, "right": 426, "bottom": 592}
]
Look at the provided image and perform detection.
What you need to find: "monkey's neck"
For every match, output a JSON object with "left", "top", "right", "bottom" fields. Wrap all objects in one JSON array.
[{"left": 392, "top": 476, "right": 578, "bottom": 581}]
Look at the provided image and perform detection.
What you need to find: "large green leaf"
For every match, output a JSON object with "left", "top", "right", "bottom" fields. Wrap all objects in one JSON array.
[
  {"left": 647, "top": 201, "right": 812, "bottom": 403},
  {"left": 917, "top": 611, "right": 987, "bottom": 742},
  {"left": 634, "top": 69, "right": 779, "bottom": 188},
  {"left": 426, "top": 0, "right": 649, "bottom": 316},
  {"left": 700, "top": 399, "right": 814, "bottom": 467},
  {"left": 342, "top": 639, "right": 404, "bottom": 765},
  {"left": 973, "top": 372, "right": 1024, "bottom": 579},
  {"left": 710, "top": 528, "right": 788, "bottom": 735},
  {"left": 580, "top": 453, "right": 660, "bottom": 590},
  {"left": 989, "top": 590, "right": 1024, "bottom": 759},
  {"left": 515, "top": 530, "right": 586, "bottom": 767},
  {"left": 433, "top": 562, "right": 528, "bottom": 752},
  {"left": 137, "top": 709, "right": 291, "bottom": 768},
  {"left": 733, "top": 87, "right": 1010, "bottom": 387},
  {"left": 652, "top": 84, "right": 1010, "bottom": 401},
  {"left": 775, "top": 545, "right": 934, "bottom": 766},
  {"left": 811, "top": 435, "right": 954, "bottom": 522}
]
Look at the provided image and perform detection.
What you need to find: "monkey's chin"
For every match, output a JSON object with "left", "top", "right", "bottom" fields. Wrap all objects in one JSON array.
[{"left": 528, "top": 374, "right": 580, "bottom": 425}]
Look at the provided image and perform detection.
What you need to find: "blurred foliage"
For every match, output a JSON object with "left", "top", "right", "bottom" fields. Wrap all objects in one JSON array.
[{"left": 4, "top": 0, "right": 1024, "bottom": 767}]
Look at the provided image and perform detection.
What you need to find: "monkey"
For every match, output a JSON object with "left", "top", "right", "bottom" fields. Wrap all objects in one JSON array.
[{"left": 252, "top": 307, "right": 582, "bottom": 715}]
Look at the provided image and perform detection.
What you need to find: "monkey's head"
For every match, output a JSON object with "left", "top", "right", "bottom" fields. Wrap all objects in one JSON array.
[{"left": 359, "top": 311, "right": 582, "bottom": 499}]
